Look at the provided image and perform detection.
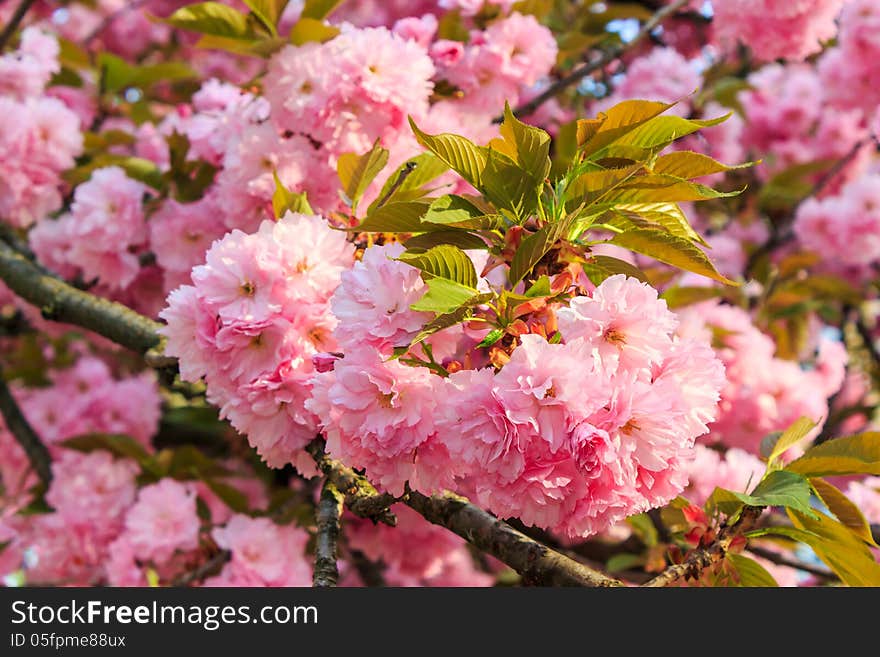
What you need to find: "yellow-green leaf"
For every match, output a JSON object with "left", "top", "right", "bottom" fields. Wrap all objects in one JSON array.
[
  {"left": 337, "top": 140, "right": 389, "bottom": 210},
  {"left": 289, "top": 17, "right": 340, "bottom": 45},
  {"left": 243, "top": 0, "right": 289, "bottom": 35},
  {"left": 368, "top": 153, "right": 450, "bottom": 212},
  {"left": 661, "top": 285, "right": 724, "bottom": 309},
  {"left": 652, "top": 151, "right": 752, "bottom": 179},
  {"left": 272, "top": 171, "right": 312, "bottom": 217},
  {"left": 353, "top": 201, "right": 433, "bottom": 233},
  {"left": 164, "top": 2, "right": 254, "bottom": 39},
  {"left": 398, "top": 245, "right": 478, "bottom": 288},
  {"left": 727, "top": 553, "right": 778, "bottom": 587},
  {"left": 609, "top": 229, "right": 738, "bottom": 285},
  {"left": 411, "top": 278, "right": 485, "bottom": 314},
  {"left": 582, "top": 255, "right": 648, "bottom": 285},
  {"left": 301, "top": 0, "right": 343, "bottom": 19},
  {"left": 767, "top": 416, "right": 817, "bottom": 467},
  {"left": 786, "top": 432, "right": 880, "bottom": 478},
  {"left": 788, "top": 509, "right": 880, "bottom": 586},
  {"left": 494, "top": 102, "right": 551, "bottom": 181},
  {"left": 422, "top": 195, "right": 503, "bottom": 230},
  {"left": 811, "top": 477, "right": 878, "bottom": 546},
  {"left": 578, "top": 99, "right": 673, "bottom": 156},
  {"left": 409, "top": 118, "right": 488, "bottom": 188}
]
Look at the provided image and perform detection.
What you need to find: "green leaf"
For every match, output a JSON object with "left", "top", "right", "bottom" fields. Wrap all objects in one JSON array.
[
  {"left": 603, "top": 202, "right": 708, "bottom": 246},
  {"left": 732, "top": 470, "right": 817, "bottom": 518},
  {"left": 661, "top": 285, "right": 724, "bottom": 309},
  {"left": 743, "top": 526, "right": 822, "bottom": 543},
  {"left": 598, "top": 174, "right": 743, "bottom": 205},
  {"left": 411, "top": 278, "right": 487, "bottom": 315},
  {"left": 727, "top": 553, "right": 778, "bottom": 587},
  {"left": 564, "top": 164, "right": 645, "bottom": 209},
  {"left": 788, "top": 509, "right": 880, "bottom": 586},
  {"left": 301, "top": 0, "right": 343, "bottom": 19},
  {"left": 606, "top": 553, "right": 644, "bottom": 573},
  {"left": 508, "top": 216, "right": 574, "bottom": 285},
  {"left": 494, "top": 102, "right": 551, "bottom": 181},
  {"left": 596, "top": 113, "right": 730, "bottom": 159},
  {"left": 481, "top": 150, "right": 542, "bottom": 219},
  {"left": 243, "top": 0, "right": 289, "bottom": 35},
  {"left": 582, "top": 255, "right": 648, "bottom": 286},
  {"left": 272, "top": 171, "right": 312, "bottom": 217},
  {"left": 369, "top": 153, "right": 450, "bottom": 212},
  {"left": 786, "top": 432, "right": 880, "bottom": 478},
  {"left": 810, "top": 477, "right": 878, "bottom": 546},
  {"left": 289, "top": 17, "right": 340, "bottom": 45},
  {"left": 422, "top": 195, "right": 503, "bottom": 230},
  {"left": 706, "top": 487, "right": 746, "bottom": 517},
  {"left": 337, "top": 140, "right": 389, "bottom": 210},
  {"left": 578, "top": 99, "right": 674, "bottom": 155},
  {"left": 477, "top": 328, "right": 505, "bottom": 348},
  {"left": 652, "top": 151, "right": 753, "bottom": 179},
  {"left": 609, "top": 229, "right": 737, "bottom": 286},
  {"left": 353, "top": 201, "right": 433, "bottom": 233},
  {"left": 99, "top": 54, "right": 196, "bottom": 93},
  {"left": 398, "top": 245, "right": 478, "bottom": 288},
  {"left": 409, "top": 117, "right": 488, "bottom": 188},
  {"left": 403, "top": 230, "right": 488, "bottom": 252},
  {"left": 163, "top": 2, "right": 254, "bottom": 39},
  {"left": 193, "top": 34, "right": 285, "bottom": 56},
  {"left": 767, "top": 416, "right": 817, "bottom": 467}
]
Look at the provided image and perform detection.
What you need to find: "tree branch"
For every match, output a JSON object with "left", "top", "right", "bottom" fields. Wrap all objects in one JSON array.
[
  {"left": 642, "top": 506, "right": 764, "bottom": 587},
  {"left": 313, "top": 480, "right": 343, "bottom": 587},
  {"left": 405, "top": 490, "right": 624, "bottom": 587},
  {"left": 306, "top": 439, "right": 398, "bottom": 526},
  {"left": 507, "top": 0, "right": 689, "bottom": 120},
  {"left": 0, "top": 0, "right": 36, "bottom": 51},
  {"left": 172, "top": 549, "right": 231, "bottom": 587},
  {"left": 0, "top": 239, "right": 163, "bottom": 354},
  {"left": 0, "top": 364, "right": 52, "bottom": 486}
]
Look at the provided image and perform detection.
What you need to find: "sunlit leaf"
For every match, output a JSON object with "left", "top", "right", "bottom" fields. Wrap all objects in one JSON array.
[
  {"left": 727, "top": 554, "right": 778, "bottom": 587},
  {"left": 766, "top": 416, "right": 816, "bottom": 467},
  {"left": 337, "top": 140, "right": 389, "bottom": 210},
  {"left": 811, "top": 477, "right": 878, "bottom": 546},
  {"left": 786, "top": 432, "right": 880, "bottom": 478},
  {"left": 398, "top": 245, "right": 479, "bottom": 288}
]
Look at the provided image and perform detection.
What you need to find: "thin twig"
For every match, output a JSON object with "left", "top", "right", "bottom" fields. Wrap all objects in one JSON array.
[
  {"left": 313, "top": 480, "right": 343, "bottom": 587},
  {"left": 0, "top": 0, "right": 37, "bottom": 51},
  {"left": 374, "top": 161, "right": 417, "bottom": 209},
  {"left": 173, "top": 549, "right": 232, "bottom": 586},
  {"left": 642, "top": 506, "right": 764, "bottom": 587},
  {"left": 0, "top": 364, "right": 52, "bottom": 486},
  {"left": 506, "top": 0, "right": 689, "bottom": 120}
]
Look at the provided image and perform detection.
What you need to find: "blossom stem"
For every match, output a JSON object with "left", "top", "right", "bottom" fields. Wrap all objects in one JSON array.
[
  {"left": 506, "top": 0, "right": 689, "bottom": 120},
  {"left": 0, "top": 0, "right": 37, "bottom": 51},
  {"left": 313, "top": 480, "right": 344, "bottom": 587},
  {"left": 641, "top": 506, "right": 765, "bottom": 587},
  {"left": 0, "top": 364, "right": 52, "bottom": 487}
]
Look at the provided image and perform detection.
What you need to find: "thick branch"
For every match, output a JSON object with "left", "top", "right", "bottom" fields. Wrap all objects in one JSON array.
[
  {"left": 406, "top": 490, "right": 624, "bottom": 587},
  {"left": 0, "top": 239, "right": 163, "bottom": 354},
  {"left": 642, "top": 506, "right": 764, "bottom": 587},
  {"left": 0, "top": 0, "right": 37, "bottom": 51},
  {"left": 307, "top": 439, "right": 397, "bottom": 526},
  {"left": 508, "top": 0, "right": 688, "bottom": 120},
  {"left": 313, "top": 480, "right": 343, "bottom": 587},
  {"left": 0, "top": 365, "right": 52, "bottom": 486}
]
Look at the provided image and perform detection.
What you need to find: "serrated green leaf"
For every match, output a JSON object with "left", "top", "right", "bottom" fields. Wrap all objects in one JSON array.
[
  {"left": 481, "top": 150, "right": 541, "bottom": 219},
  {"left": 788, "top": 509, "right": 880, "bottom": 586},
  {"left": 353, "top": 201, "right": 433, "bottom": 233},
  {"left": 578, "top": 99, "right": 674, "bottom": 155},
  {"left": 706, "top": 487, "right": 746, "bottom": 517},
  {"left": 301, "top": 0, "right": 343, "bottom": 19},
  {"left": 422, "top": 195, "right": 503, "bottom": 230},
  {"left": 409, "top": 118, "right": 488, "bottom": 188},
  {"left": 811, "top": 477, "right": 878, "bottom": 546},
  {"left": 398, "top": 245, "right": 478, "bottom": 288},
  {"left": 494, "top": 102, "right": 551, "bottom": 181},
  {"left": 411, "top": 278, "right": 486, "bottom": 315},
  {"left": 369, "top": 153, "right": 450, "bottom": 212},
  {"left": 289, "top": 17, "right": 340, "bottom": 45},
  {"left": 163, "top": 2, "right": 254, "bottom": 39},
  {"left": 403, "top": 230, "right": 488, "bottom": 252},
  {"left": 767, "top": 416, "right": 817, "bottom": 467},
  {"left": 609, "top": 229, "right": 737, "bottom": 285},
  {"left": 337, "top": 141, "right": 389, "bottom": 210},
  {"left": 599, "top": 174, "right": 743, "bottom": 205},
  {"left": 565, "top": 164, "right": 644, "bottom": 209},
  {"left": 786, "top": 432, "right": 880, "bottom": 478},
  {"left": 596, "top": 113, "right": 730, "bottom": 159},
  {"left": 732, "top": 470, "right": 816, "bottom": 518},
  {"left": 605, "top": 202, "right": 708, "bottom": 246},
  {"left": 727, "top": 553, "right": 778, "bottom": 587}
]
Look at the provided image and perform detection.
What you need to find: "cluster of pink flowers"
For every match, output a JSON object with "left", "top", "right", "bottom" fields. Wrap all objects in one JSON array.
[
  {"left": 0, "top": 28, "right": 83, "bottom": 228},
  {"left": 676, "top": 301, "right": 846, "bottom": 455},
  {"left": 432, "top": 12, "right": 557, "bottom": 114},
  {"left": 30, "top": 167, "right": 151, "bottom": 289},
  {"left": 160, "top": 212, "right": 353, "bottom": 471},
  {"left": 710, "top": 0, "right": 844, "bottom": 62},
  {"left": 794, "top": 173, "right": 880, "bottom": 269}
]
